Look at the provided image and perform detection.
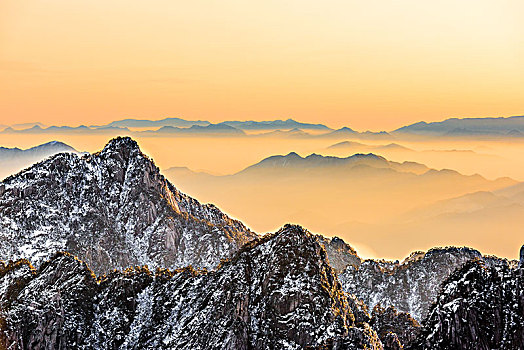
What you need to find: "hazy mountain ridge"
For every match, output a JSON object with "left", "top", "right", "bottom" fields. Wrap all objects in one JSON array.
[
  {"left": 94, "top": 117, "right": 331, "bottom": 131},
  {"left": 1, "top": 125, "right": 131, "bottom": 135},
  {"left": 138, "top": 123, "right": 245, "bottom": 135},
  {"left": 163, "top": 152, "right": 516, "bottom": 254},
  {"left": 101, "top": 117, "right": 210, "bottom": 128},
  {"left": 6, "top": 115, "right": 524, "bottom": 140},
  {"left": 0, "top": 141, "right": 77, "bottom": 160},
  {"left": 240, "top": 152, "right": 430, "bottom": 175},
  {"left": 0, "top": 141, "right": 79, "bottom": 180},
  {"left": 395, "top": 115, "right": 524, "bottom": 137}
]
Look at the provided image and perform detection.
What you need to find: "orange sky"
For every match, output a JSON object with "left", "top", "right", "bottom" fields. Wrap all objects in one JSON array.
[{"left": 1, "top": 0, "right": 523, "bottom": 130}]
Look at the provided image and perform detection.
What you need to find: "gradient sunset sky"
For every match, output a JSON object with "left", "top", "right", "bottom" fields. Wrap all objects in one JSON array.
[{"left": 1, "top": 0, "right": 523, "bottom": 130}]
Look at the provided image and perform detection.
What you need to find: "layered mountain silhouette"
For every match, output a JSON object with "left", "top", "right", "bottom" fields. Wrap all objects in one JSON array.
[
  {"left": 394, "top": 115, "right": 524, "bottom": 137},
  {"left": 328, "top": 141, "right": 412, "bottom": 152},
  {"left": 163, "top": 151, "right": 517, "bottom": 260},
  {"left": 240, "top": 152, "right": 430, "bottom": 175},
  {"left": 97, "top": 117, "right": 331, "bottom": 131},
  {"left": 138, "top": 123, "right": 245, "bottom": 136},
  {"left": 1, "top": 136, "right": 523, "bottom": 349},
  {"left": 5, "top": 114, "right": 524, "bottom": 140},
  {"left": 1, "top": 125, "right": 131, "bottom": 135},
  {"left": 101, "top": 117, "right": 210, "bottom": 128}
]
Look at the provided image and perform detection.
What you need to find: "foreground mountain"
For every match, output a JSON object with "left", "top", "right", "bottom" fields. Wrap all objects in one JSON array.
[
  {"left": 0, "top": 141, "right": 79, "bottom": 180},
  {"left": 408, "top": 258, "right": 524, "bottom": 349},
  {"left": 0, "top": 225, "right": 413, "bottom": 350},
  {"left": 0, "top": 137, "right": 255, "bottom": 274}
]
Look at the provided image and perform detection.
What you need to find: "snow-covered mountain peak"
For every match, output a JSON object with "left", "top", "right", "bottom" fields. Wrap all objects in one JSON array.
[{"left": 0, "top": 137, "right": 256, "bottom": 275}]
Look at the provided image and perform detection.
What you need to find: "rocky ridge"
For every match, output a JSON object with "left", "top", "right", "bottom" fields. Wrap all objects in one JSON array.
[{"left": 0, "top": 225, "right": 415, "bottom": 350}]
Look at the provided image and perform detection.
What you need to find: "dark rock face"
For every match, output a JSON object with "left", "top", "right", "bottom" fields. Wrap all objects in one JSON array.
[
  {"left": 410, "top": 260, "right": 524, "bottom": 350},
  {"left": 0, "top": 137, "right": 256, "bottom": 275},
  {"left": 339, "top": 247, "right": 484, "bottom": 321},
  {"left": 0, "top": 225, "right": 388, "bottom": 350},
  {"left": 370, "top": 305, "right": 420, "bottom": 348},
  {"left": 520, "top": 245, "right": 524, "bottom": 268}
]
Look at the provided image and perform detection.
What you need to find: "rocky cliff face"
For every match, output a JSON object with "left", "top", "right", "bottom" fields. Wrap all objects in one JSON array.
[
  {"left": 409, "top": 260, "right": 524, "bottom": 350},
  {"left": 0, "top": 137, "right": 256, "bottom": 274},
  {"left": 0, "top": 225, "right": 399, "bottom": 350},
  {"left": 339, "top": 247, "right": 484, "bottom": 321}
]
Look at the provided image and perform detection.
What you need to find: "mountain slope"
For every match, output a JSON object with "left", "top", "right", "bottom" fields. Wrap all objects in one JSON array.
[
  {"left": 0, "top": 137, "right": 255, "bottom": 274},
  {"left": 0, "top": 225, "right": 390, "bottom": 350}
]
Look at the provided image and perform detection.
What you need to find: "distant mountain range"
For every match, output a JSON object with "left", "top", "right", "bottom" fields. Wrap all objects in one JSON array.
[
  {"left": 100, "top": 117, "right": 210, "bottom": 128},
  {"left": 97, "top": 117, "right": 331, "bottom": 131},
  {"left": 138, "top": 123, "right": 245, "bottom": 135},
  {"left": 4, "top": 114, "right": 524, "bottom": 138},
  {"left": 1, "top": 124, "right": 131, "bottom": 134},
  {"left": 328, "top": 141, "right": 412, "bottom": 152},
  {"left": 394, "top": 115, "right": 524, "bottom": 137},
  {"left": 221, "top": 118, "right": 331, "bottom": 130},
  {"left": 241, "top": 152, "right": 430, "bottom": 175}
]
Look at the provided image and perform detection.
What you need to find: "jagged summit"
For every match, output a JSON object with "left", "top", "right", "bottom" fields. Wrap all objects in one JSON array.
[
  {"left": 0, "top": 136, "right": 256, "bottom": 274},
  {"left": 99, "top": 135, "right": 141, "bottom": 154}
]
